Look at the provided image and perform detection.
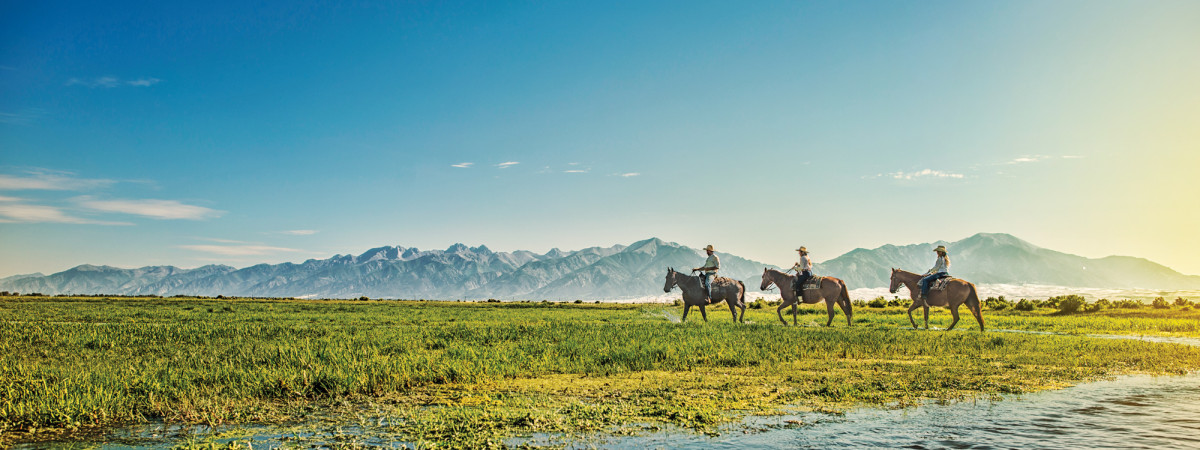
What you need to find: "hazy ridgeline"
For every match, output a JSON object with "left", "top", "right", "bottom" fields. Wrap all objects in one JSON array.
[{"left": 2, "top": 297, "right": 1200, "bottom": 447}]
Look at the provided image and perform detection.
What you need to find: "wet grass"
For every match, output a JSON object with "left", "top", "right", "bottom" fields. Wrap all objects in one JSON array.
[{"left": 3, "top": 296, "right": 1200, "bottom": 448}]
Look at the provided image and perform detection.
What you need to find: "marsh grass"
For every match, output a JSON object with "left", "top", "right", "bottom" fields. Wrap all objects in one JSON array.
[{"left": 3, "top": 296, "right": 1200, "bottom": 447}]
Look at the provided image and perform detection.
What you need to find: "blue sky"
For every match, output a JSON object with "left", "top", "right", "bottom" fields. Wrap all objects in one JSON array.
[{"left": 2, "top": 0, "right": 1199, "bottom": 278}]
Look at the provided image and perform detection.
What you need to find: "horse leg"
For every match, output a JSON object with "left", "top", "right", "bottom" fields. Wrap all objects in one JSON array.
[
  {"left": 792, "top": 302, "right": 798, "bottom": 326},
  {"left": 726, "top": 297, "right": 738, "bottom": 322},
  {"left": 824, "top": 298, "right": 836, "bottom": 327},
  {"left": 906, "top": 301, "right": 921, "bottom": 329},
  {"left": 738, "top": 304, "right": 746, "bottom": 323},
  {"left": 682, "top": 304, "right": 691, "bottom": 323},
  {"left": 699, "top": 304, "right": 708, "bottom": 322},
  {"left": 923, "top": 305, "right": 930, "bottom": 330},
  {"left": 947, "top": 304, "right": 960, "bottom": 331},
  {"left": 776, "top": 301, "right": 790, "bottom": 325}
]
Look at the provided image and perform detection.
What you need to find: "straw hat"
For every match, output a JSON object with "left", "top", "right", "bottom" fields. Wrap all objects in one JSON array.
[
  {"left": 796, "top": 246, "right": 807, "bottom": 253},
  {"left": 704, "top": 245, "right": 715, "bottom": 252},
  {"left": 933, "top": 245, "right": 947, "bottom": 253}
]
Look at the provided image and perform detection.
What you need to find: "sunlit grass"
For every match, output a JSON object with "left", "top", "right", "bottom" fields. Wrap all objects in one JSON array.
[{"left": 2, "top": 296, "right": 1199, "bottom": 447}]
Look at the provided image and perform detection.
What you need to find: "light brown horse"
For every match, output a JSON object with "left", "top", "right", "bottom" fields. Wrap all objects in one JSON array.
[
  {"left": 759, "top": 268, "right": 852, "bottom": 326},
  {"left": 889, "top": 268, "right": 985, "bottom": 331},
  {"left": 663, "top": 267, "right": 746, "bottom": 323}
]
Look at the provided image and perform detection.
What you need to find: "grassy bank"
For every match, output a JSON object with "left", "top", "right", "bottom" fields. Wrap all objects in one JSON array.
[{"left": 3, "top": 296, "right": 1199, "bottom": 447}]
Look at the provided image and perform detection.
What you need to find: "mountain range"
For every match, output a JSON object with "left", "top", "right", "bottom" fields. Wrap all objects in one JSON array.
[{"left": 3, "top": 233, "right": 1197, "bottom": 299}]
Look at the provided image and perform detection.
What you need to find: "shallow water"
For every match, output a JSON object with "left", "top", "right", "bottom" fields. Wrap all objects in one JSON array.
[{"left": 585, "top": 373, "right": 1200, "bottom": 449}]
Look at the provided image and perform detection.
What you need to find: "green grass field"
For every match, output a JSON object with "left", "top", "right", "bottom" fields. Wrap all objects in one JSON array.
[{"left": 3, "top": 296, "right": 1199, "bottom": 447}]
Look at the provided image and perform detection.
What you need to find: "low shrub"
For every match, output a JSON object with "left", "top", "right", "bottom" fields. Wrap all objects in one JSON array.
[
  {"left": 1014, "top": 299, "right": 1035, "bottom": 311},
  {"left": 852, "top": 299, "right": 867, "bottom": 308},
  {"left": 867, "top": 297, "right": 888, "bottom": 308},
  {"left": 1056, "top": 295, "right": 1086, "bottom": 314},
  {"left": 985, "top": 296, "right": 1012, "bottom": 311},
  {"left": 1086, "top": 298, "right": 1112, "bottom": 312},
  {"left": 1175, "top": 297, "right": 1192, "bottom": 307},
  {"left": 1115, "top": 299, "right": 1142, "bottom": 309},
  {"left": 1152, "top": 297, "right": 1170, "bottom": 309}
]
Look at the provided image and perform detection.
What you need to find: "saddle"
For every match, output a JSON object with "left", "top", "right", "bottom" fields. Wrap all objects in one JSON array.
[
  {"left": 929, "top": 276, "right": 956, "bottom": 291},
  {"left": 802, "top": 276, "right": 824, "bottom": 291}
]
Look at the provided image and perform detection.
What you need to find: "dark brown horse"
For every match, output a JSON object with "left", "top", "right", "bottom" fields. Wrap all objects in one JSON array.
[
  {"left": 889, "top": 268, "right": 984, "bottom": 331},
  {"left": 663, "top": 268, "right": 746, "bottom": 322},
  {"left": 759, "top": 268, "right": 852, "bottom": 326}
]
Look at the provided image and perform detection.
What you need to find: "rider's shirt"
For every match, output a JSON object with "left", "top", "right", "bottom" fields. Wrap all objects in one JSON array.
[
  {"left": 702, "top": 254, "right": 720, "bottom": 274},
  {"left": 926, "top": 256, "right": 949, "bottom": 275},
  {"left": 793, "top": 256, "right": 812, "bottom": 274}
]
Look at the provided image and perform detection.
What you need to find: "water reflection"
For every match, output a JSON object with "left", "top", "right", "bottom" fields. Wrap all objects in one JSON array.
[{"left": 591, "top": 373, "right": 1200, "bottom": 449}]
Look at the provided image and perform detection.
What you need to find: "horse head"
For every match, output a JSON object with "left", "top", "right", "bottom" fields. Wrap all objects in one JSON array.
[
  {"left": 664, "top": 267, "right": 678, "bottom": 293},
  {"left": 760, "top": 268, "right": 773, "bottom": 291},
  {"left": 888, "top": 268, "right": 901, "bottom": 294}
]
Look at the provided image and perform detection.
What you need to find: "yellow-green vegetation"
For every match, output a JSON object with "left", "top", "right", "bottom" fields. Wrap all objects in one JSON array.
[{"left": 2, "top": 296, "right": 1200, "bottom": 447}]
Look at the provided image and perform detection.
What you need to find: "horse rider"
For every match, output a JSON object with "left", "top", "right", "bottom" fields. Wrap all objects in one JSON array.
[
  {"left": 692, "top": 244, "right": 720, "bottom": 300},
  {"left": 918, "top": 245, "right": 951, "bottom": 302},
  {"left": 791, "top": 246, "right": 813, "bottom": 296}
]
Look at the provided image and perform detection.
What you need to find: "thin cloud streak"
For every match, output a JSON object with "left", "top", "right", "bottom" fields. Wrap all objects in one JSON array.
[
  {"left": 451, "top": 162, "right": 473, "bottom": 168},
  {"left": 179, "top": 244, "right": 302, "bottom": 256},
  {"left": 0, "top": 171, "right": 116, "bottom": 191},
  {"left": 66, "top": 76, "right": 161, "bottom": 88},
  {"left": 0, "top": 202, "right": 131, "bottom": 225},
  {"left": 281, "top": 229, "right": 318, "bottom": 235},
  {"left": 563, "top": 170, "right": 588, "bottom": 173},
  {"left": 891, "top": 169, "right": 964, "bottom": 180},
  {"left": 76, "top": 198, "right": 224, "bottom": 220},
  {"left": 497, "top": 161, "right": 519, "bottom": 168},
  {"left": 619, "top": 172, "right": 640, "bottom": 177}
]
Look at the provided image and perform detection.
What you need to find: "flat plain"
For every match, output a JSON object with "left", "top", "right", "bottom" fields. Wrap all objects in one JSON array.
[{"left": 2, "top": 295, "right": 1199, "bottom": 447}]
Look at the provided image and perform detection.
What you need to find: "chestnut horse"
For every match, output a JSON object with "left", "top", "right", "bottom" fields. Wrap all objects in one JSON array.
[
  {"left": 759, "top": 268, "right": 852, "bottom": 326},
  {"left": 663, "top": 267, "right": 746, "bottom": 323},
  {"left": 889, "top": 268, "right": 984, "bottom": 331}
]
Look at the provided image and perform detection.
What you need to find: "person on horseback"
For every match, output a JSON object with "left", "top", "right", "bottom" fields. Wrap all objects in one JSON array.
[
  {"left": 692, "top": 244, "right": 720, "bottom": 299},
  {"left": 790, "top": 246, "right": 813, "bottom": 297},
  {"left": 918, "top": 245, "right": 951, "bottom": 302}
]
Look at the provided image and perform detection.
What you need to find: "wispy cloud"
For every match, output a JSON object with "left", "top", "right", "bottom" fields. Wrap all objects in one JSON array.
[
  {"left": 179, "top": 244, "right": 301, "bottom": 256},
  {"left": 1002, "top": 155, "right": 1084, "bottom": 165},
  {"left": 0, "top": 195, "right": 21, "bottom": 202},
  {"left": 66, "top": 76, "right": 162, "bottom": 88},
  {"left": 564, "top": 169, "right": 588, "bottom": 174},
  {"left": 0, "top": 170, "right": 115, "bottom": 191},
  {"left": 890, "top": 169, "right": 964, "bottom": 180},
  {"left": 199, "top": 237, "right": 254, "bottom": 244},
  {"left": 0, "top": 202, "right": 130, "bottom": 225},
  {"left": 497, "top": 161, "right": 519, "bottom": 169},
  {"left": 126, "top": 78, "right": 161, "bottom": 87},
  {"left": 451, "top": 162, "right": 474, "bottom": 168},
  {"left": 0, "top": 109, "right": 48, "bottom": 126},
  {"left": 280, "top": 229, "right": 318, "bottom": 236},
  {"left": 76, "top": 198, "right": 223, "bottom": 220},
  {"left": 618, "top": 172, "right": 640, "bottom": 177}
]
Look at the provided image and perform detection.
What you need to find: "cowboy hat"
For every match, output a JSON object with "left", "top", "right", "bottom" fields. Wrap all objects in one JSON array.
[
  {"left": 795, "top": 246, "right": 807, "bottom": 253},
  {"left": 704, "top": 245, "right": 715, "bottom": 252},
  {"left": 933, "top": 245, "right": 947, "bottom": 253}
]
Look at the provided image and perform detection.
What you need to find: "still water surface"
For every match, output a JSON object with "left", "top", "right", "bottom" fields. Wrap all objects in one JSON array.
[{"left": 590, "top": 373, "right": 1200, "bottom": 449}]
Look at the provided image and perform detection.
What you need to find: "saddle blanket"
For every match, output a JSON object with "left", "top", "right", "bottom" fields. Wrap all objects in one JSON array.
[
  {"left": 802, "top": 276, "right": 824, "bottom": 291},
  {"left": 930, "top": 276, "right": 956, "bottom": 291}
]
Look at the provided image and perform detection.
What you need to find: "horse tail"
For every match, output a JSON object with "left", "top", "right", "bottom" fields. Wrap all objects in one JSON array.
[
  {"left": 967, "top": 282, "right": 985, "bottom": 331},
  {"left": 839, "top": 281, "right": 851, "bottom": 309}
]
